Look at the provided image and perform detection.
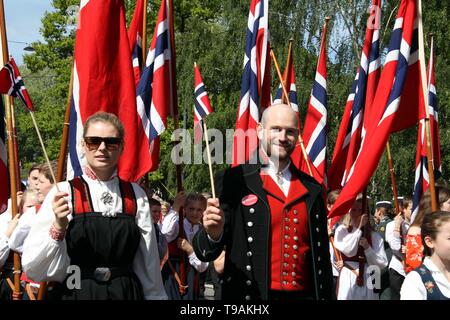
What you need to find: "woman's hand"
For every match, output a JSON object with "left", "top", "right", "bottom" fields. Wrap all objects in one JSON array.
[
  {"left": 177, "top": 237, "right": 194, "bottom": 255},
  {"left": 52, "top": 192, "right": 70, "bottom": 231}
]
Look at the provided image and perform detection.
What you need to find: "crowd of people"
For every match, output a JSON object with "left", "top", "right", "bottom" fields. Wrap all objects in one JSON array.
[{"left": 0, "top": 108, "right": 449, "bottom": 300}]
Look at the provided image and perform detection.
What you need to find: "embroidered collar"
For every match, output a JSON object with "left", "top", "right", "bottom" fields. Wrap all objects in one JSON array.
[{"left": 83, "top": 165, "right": 117, "bottom": 182}]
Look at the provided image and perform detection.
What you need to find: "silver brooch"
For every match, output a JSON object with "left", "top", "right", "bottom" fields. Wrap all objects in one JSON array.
[{"left": 100, "top": 191, "right": 114, "bottom": 206}]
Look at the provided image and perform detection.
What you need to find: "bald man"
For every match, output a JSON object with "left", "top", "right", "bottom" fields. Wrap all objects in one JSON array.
[{"left": 193, "top": 104, "right": 333, "bottom": 300}]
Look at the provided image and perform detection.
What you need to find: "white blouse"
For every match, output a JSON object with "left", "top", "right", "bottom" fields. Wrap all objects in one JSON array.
[
  {"left": 0, "top": 210, "right": 12, "bottom": 268},
  {"left": 21, "top": 175, "right": 167, "bottom": 300},
  {"left": 400, "top": 257, "right": 450, "bottom": 300},
  {"left": 334, "top": 225, "right": 388, "bottom": 300},
  {"left": 161, "top": 209, "right": 209, "bottom": 273},
  {"left": 8, "top": 206, "right": 38, "bottom": 254}
]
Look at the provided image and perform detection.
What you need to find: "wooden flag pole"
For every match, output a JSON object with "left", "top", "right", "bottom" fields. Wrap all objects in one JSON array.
[
  {"left": 142, "top": 0, "right": 148, "bottom": 64},
  {"left": 203, "top": 121, "right": 216, "bottom": 199},
  {"left": 0, "top": 0, "right": 22, "bottom": 300},
  {"left": 385, "top": 141, "right": 401, "bottom": 215},
  {"left": 270, "top": 48, "right": 313, "bottom": 176},
  {"left": 281, "top": 39, "right": 294, "bottom": 104},
  {"left": 29, "top": 112, "right": 59, "bottom": 192},
  {"left": 37, "top": 64, "right": 73, "bottom": 300},
  {"left": 417, "top": 0, "right": 437, "bottom": 211},
  {"left": 56, "top": 63, "right": 74, "bottom": 183},
  {"left": 168, "top": 0, "right": 183, "bottom": 193}
]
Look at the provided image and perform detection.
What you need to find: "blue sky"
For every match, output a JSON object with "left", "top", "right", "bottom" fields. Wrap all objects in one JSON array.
[{"left": 4, "top": 0, "right": 52, "bottom": 65}]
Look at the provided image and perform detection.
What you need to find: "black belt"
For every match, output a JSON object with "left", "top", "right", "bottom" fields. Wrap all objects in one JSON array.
[{"left": 80, "top": 266, "right": 134, "bottom": 282}]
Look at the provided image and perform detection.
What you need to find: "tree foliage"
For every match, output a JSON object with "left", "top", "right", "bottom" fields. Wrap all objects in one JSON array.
[{"left": 13, "top": 0, "right": 450, "bottom": 202}]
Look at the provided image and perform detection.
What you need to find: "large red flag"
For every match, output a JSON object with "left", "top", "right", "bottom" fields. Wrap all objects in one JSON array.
[
  {"left": 67, "top": 0, "right": 151, "bottom": 181},
  {"left": 328, "top": 0, "right": 381, "bottom": 190},
  {"left": 329, "top": 0, "right": 426, "bottom": 224}
]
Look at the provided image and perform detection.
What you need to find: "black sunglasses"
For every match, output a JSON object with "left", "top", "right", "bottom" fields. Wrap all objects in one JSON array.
[{"left": 84, "top": 136, "right": 122, "bottom": 151}]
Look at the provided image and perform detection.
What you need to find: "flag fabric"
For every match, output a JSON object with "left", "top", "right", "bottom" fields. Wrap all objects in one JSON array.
[
  {"left": 67, "top": 0, "right": 151, "bottom": 181},
  {"left": 328, "top": 0, "right": 381, "bottom": 191},
  {"left": 329, "top": 0, "right": 426, "bottom": 223},
  {"left": 411, "top": 40, "right": 441, "bottom": 223},
  {"left": 0, "top": 98, "right": 8, "bottom": 214},
  {"left": 232, "top": 0, "right": 271, "bottom": 166},
  {"left": 0, "top": 57, "right": 34, "bottom": 111},
  {"left": 136, "top": 0, "right": 173, "bottom": 172},
  {"left": 127, "top": 0, "right": 145, "bottom": 86},
  {"left": 273, "top": 50, "right": 298, "bottom": 113},
  {"left": 193, "top": 63, "right": 213, "bottom": 144},
  {"left": 302, "top": 22, "right": 328, "bottom": 185}
]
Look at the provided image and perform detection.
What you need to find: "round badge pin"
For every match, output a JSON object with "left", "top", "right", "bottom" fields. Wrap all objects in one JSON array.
[{"left": 242, "top": 194, "right": 258, "bottom": 206}]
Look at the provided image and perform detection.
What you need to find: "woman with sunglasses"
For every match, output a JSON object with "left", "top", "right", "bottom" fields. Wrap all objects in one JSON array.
[{"left": 21, "top": 112, "right": 167, "bottom": 300}]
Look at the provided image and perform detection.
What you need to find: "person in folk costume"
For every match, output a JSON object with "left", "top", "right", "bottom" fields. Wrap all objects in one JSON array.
[
  {"left": 20, "top": 112, "right": 167, "bottom": 300},
  {"left": 385, "top": 196, "right": 412, "bottom": 300},
  {"left": 193, "top": 104, "right": 333, "bottom": 300},
  {"left": 148, "top": 197, "right": 168, "bottom": 261},
  {"left": 7, "top": 189, "right": 42, "bottom": 299},
  {"left": 160, "top": 192, "right": 209, "bottom": 300},
  {"left": 401, "top": 211, "right": 450, "bottom": 300},
  {"left": 334, "top": 194, "right": 388, "bottom": 300},
  {"left": 327, "top": 190, "right": 344, "bottom": 296},
  {"left": 373, "top": 201, "right": 394, "bottom": 299},
  {"left": 405, "top": 186, "right": 450, "bottom": 275},
  {"left": 9, "top": 163, "right": 59, "bottom": 299}
]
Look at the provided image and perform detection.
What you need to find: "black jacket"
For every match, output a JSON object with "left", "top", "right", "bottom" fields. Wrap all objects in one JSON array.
[{"left": 193, "top": 163, "right": 333, "bottom": 300}]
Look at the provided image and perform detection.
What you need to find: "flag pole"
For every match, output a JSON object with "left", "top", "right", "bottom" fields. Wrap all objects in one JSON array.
[
  {"left": 168, "top": 0, "right": 187, "bottom": 296},
  {"left": 270, "top": 47, "right": 313, "bottom": 176},
  {"left": 55, "top": 63, "right": 74, "bottom": 183},
  {"left": 168, "top": 0, "right": 183, "bottom": 193},
  {"left": 0, "top": 0, "right": 22, "bottom": 300},
  {"left": 142, "top": 0, "right": 148, "bottom": 64},
  {"left": 385, "top": 141, "right": 400, "bottom": 215},
  {"left": 417, "top": 0, "right": 437, "bottom": 211},
  {"left": 203, "top": 120, "right": 216, "bottom": 199},
  {"left": 37, "top": 63, "right": 74, "bottom": 300},
  {"left": 281, "top": 38, "right": 293, "bottom": 104}
]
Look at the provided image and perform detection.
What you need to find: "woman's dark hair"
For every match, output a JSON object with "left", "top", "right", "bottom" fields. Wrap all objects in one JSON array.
[
  {"left": 412, "top": 186, "right": 450, "bottom": 227},
  {"left": 421, "top": 211, "right": 450, "bottom": 256}
]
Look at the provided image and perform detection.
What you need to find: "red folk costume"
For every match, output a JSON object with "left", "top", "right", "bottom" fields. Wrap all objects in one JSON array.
[{"left": 261, "top": 172, "right": 312, "bottom": 292}]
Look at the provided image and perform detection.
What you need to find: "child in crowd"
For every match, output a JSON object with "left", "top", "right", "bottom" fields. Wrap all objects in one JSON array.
[{"left": 400, "top": 211, "right": 450, "bottom": 300}]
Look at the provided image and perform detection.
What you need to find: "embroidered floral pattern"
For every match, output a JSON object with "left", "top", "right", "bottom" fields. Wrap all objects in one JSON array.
[
  {"left": 424, "top": 280, "right": 435, "bottom": 294},
  {"left": 405, "top": 234, "right": 424, "bottom": 274}
]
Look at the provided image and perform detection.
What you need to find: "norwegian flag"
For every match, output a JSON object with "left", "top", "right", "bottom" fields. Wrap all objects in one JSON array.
[
  {"left": 193, "top": 63, "right": 213, "bottom": 144},
  {"left": 0, "top": 57, "right": 34, "bottom": 111},
  {"left": 411, "top": 39, "right": 441, "bottom": 223},
  {"left": 302, "top": 21, "right": 328, "bottom": 184},
  {"left": 328, "top": 0, "right": 381, "bottom": 190},
  {"left": 0, "top": 98, "right": 8, "bottom": 214},
  {"left": 329, "top": 0, "right": 426, "bottom": 223},
  {"left": 67, "top": 0, "right": 151, "bottom": 181},
  {"left": 127, "top": 0, "right": 146, "bottom": 86},
  {"left": 273, "top": 49, "right": 298, "bottom": 112},
  {"left": 136, "top": 0, "right": 173, "bottom": 172},
  {"left": 232, "top": 0, "right": 271, "bottom": 166}
]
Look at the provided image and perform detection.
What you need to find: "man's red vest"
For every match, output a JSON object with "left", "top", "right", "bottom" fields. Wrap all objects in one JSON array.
[{"left": 261, "top": 172, "right": 311, "bottom": 291}]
